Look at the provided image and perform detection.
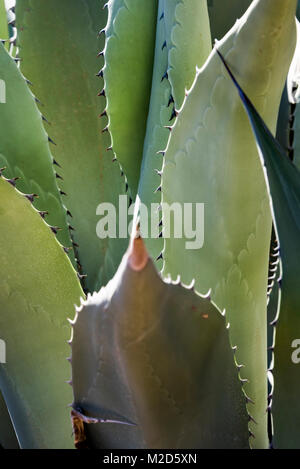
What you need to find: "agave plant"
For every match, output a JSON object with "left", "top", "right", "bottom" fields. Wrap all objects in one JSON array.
[{"left": 0, "top": 0, "right": 299, "bottom": 450}]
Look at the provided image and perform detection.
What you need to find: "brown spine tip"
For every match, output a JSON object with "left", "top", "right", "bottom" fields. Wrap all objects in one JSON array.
[{"left": 128, "top": 232, "right": 149, "bottom": 272}]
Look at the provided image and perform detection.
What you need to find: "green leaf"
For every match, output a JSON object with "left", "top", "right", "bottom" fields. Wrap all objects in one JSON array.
[
  {"left": 0, "top": 42, "right": 73, "bottom": 261},
  {"left": 163, "top": 0, "right": 212, "bottom": 110},
  {"left": 71, "top": 236, "right": 249, "bottom": 449},
  {"left": 103, "top": 0, "right": 158, "bottom": 198},
  {"left": 16, "top": 0, "right": 128, "bottom": 292},
  {"left": 218, "top": 50, "right": 300, "bottom": 449},
  {"left": 138, "top": 0, "right": 212, "bottom": 264},
  {"left": 207, "top": 0, "right": 252, "bottom": 41},
  {"left": 0, "top": 174, "right": 84, "bottom": 448},
  {"left": 0, "top": 391, "right": 19, "bottom": 449},
  {"left": 161, "top": 0, "right": 297, "bottom": 448},
  {"left": 137, "top": 0, "right": 171, "bottom": 266}
]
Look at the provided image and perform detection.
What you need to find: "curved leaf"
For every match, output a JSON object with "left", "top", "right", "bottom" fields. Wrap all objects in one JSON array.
[
  {"left": 219, "top": 53, "right": 300, "bottom": 448},
  {"left": 137, "top": 0, "right": 171, "bottom": 265},
  {"left": 161, "top": 0, "right": 297, "bottom": 448},
  {"left": 16, "top": 0, "right": 128, "bottom": 292},
  {"left": 0, "top": 175, "right": 84, "bottom": 448},
  {"left": 0, "top": 42, "right": 73, "bottom": 259},
  {"left": 163, "top": 0, "right": 211, "bottom": 109},
  {"left": 138, "top": 0, "right": 212, "bottom": 263},
  {"left": 71, "top": 236, "right": 249, "bottom": 449},
  {"left": 103, "top": 0, "right": 158, "bottom": 198}
]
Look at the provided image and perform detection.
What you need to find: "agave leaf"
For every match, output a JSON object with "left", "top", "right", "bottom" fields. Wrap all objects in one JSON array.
[
  {"left": 207, "top": 0, "right": 252, "bottom": 41},
  {"left": 0, "top": 174, "right": 84, "bottom": 448},
  {"left": 0, "top": 391, "right": 19, "bottom": 449},
  {"left": 103, "top": 0, "right": 158, "bottom": 198},
  {"left": 16, "top": 0, "right": 128, "bottom": 292},
  {"left": 161, "top": 0, "right": 297, "bottom": 448},
  {"left": 138, "top": 0, "right": 212, "bottom": 264},
  {"left": 163, "top": 0, "right": 212, "bottom": 109},
  {"left": 71, "top": 235, "right": 249, "bottom": 449},
  {"left": 137, "top": 0, "right": 171, "bottom": 266},
  {"left": 219, "top": 52, "right": 300, "bottom": 448},
  {"left": 0, "top": 42, "right": 73, "bottom": 262}
]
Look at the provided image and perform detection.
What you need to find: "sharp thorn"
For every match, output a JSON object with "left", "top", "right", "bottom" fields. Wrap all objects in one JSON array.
[
  {"left": 39, "top": 211, "right": 48, "bottom": 219},
  {"left": 25, "top": 193, "right": 38, "bottom": 203},
  {"left": 53, "top": 159, "right": 61, "bottom": 168},
  {"left": 170, "top": 108, "right": 178, "bottom": 121},
  {"left": 167, "top": 95, "right": 174, "bottom": 107},
  {"left": 48, "top": 137, "right": 56, "bottom": 145},
  {"left": 7, "top": 177, "right": 19, "bottom": 187},
  {"left": 161, "top": 71, "right": 168, "bottom": 82},
  {"left": 99, "top": 110, "right": 107, "bottom": 118}
]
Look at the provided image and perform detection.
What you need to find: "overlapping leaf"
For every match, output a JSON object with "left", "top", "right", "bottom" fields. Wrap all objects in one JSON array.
[
  {"left": 16, "top": 0, "right": 128, "bottom": 292},
  {"left": 219, "top": 53, "right": 300, "bottom": 448},
  {"left": 103, "top": 0, "right": 158, "bottom": 198},
  {"left": 138, "top": 0, "right": 212, "bottom": 264},
  {"left": 71, "top": 236, "right": 249, "bottom": 449},
  {"left": 161, "top": 0, "right": 297, "bottom": 447},
  {"left": 0, "top": 42, "right": 73, "bottom": 258},
  {"left": 0, "top": 175, "right": 84, "bottom": 448}
]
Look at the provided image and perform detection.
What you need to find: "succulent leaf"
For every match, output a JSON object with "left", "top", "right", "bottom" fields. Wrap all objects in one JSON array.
[
  {"left": 161, "top": 0, "right": 297, "bottom": 448},
  {"left": 138, "top": 0, "right": 212, "bottom": 264},
  {"left": 0, "top": 175, "right": 84, "bottom": 448},
  {"left": 163, "top": 0, "right": 212, "bottom": 109},
  {"left": 220, "top": 55, "right": 300, "bottom": 448},
  {"left": 137, "top": 0, "right": 171, "bottom": 266},
  {"left": 71, "top": 236, "right": 249, "bottom": 449},
  {"left": 0, "top": 41, "right": 73, "bottom": 261},
  {"left": 103, "top": 0, "right": 158, "bottom": 198},
  {"left": 16, "top": 0, "right": 128, "bottom": 292}
]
